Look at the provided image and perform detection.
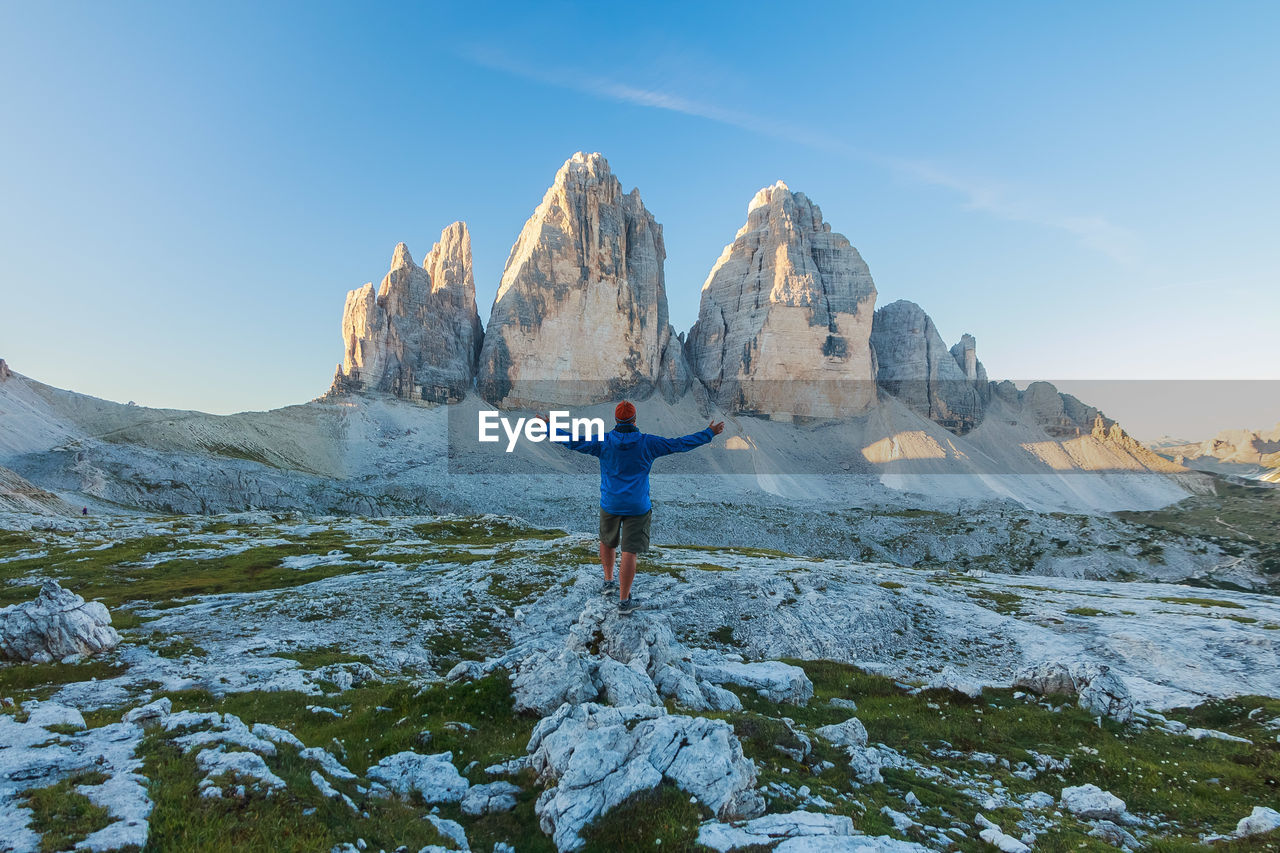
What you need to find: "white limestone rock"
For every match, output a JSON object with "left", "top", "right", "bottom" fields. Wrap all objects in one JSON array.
[
  {"left": 1013, "top": 661, "right": 1135, "bottom": 722},
  {"left": 313, "top": 662, "right": 378, "bottom": 692},
  {"left": 511, "top": 650, "right": 599, "bottom": 715},
  {"left": 252, "top": 722, "right": 305, "bottom": 750},
  {"left": 460, "top": 781, "right": 521, "bottom": 816},
  {"left": 331, "top": 222, "right": 483, "bottom": 402},
  {"left": 595, "top": 656, "right": 661, "bottom": 707},
  {"left": 311, "top": 770, "right": 357, "bottom": 811},
  {"left": 774, "top": 838, "right": 930, "bottom": 853},
  {"left": 25, "top": 700, "right": 86, "bottom": 731},
  {"left": 880, "top": 806, "right": 917, "bottom": 832},
  {"left": 1078, "top": 669, "right": 1136, "bottom": 723},
  {"left": 1235, "top": 806, "right": 1280, "bottom": 838},
  {"left": 425, "top": 813, "right": 470, "bottom": 851},
  {"left": 0, "top": 580, "right": 120, "bottom": 663},
  {"left": 367, "top": 750, "right": 469, "bottom": 803},
  {"left": 848, "top": 746, "right": 884, "bottom": 785},
  {"left": 511, "top": 600, "right": 774, "bottom": 715},
  {"left": 1088, "top": 820, "right": 1140, "bottom": 850},
  {"left": 930, "top": 665, "right": 984, "bottom": 699},
  {"left": 687, "top": 181, "right": 878, "bottom": 419},
  {"left": 814, "top": 717, "right": 868, "bottom": 749},
  {"left": 477, "top": 152, "right": 689, "bottom": 407},
  {"left": 869, "top": 300, "right": 989, "bottom": 434},
  {"left": 195, "top": 747, "right": 286, "bottom": 795},
  {"left": 173, "top": 712, "right": 278, "bottom": 758},
  {"left": 697, "top": 810, "right": 855, "bottom": 851},
  {"left": 527, "top": 702, "right": 764, "bottom": 850},
  {"left": 299, "top": 747, "right": 358, "bottom": 782},
  {"left": 694, "top": 659, "right": 814, "bottom": 705},
  {"left": 975, "top": 814, "right": 1031, "bottom": 853},
  {"left": 122, "top": 697, "right": 171, "bottom": 726},
  {"left": 1060, "top": 784, "right": 1126, "bottom": 821}
]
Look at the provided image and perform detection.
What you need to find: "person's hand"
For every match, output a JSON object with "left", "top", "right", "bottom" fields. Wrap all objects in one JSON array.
[
  {"left": 708, "top": 420, "right": 725, "bottom": 435},
  {"left": 532, "top": 413, "right": 549, "bottom": 424}
]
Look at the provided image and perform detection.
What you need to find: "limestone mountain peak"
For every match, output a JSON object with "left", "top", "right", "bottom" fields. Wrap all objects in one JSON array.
[
  {"left": 686, "top": 182, "right": 877, "bottom": 418},
  {"left": 477, "top": 153, "right": 688, "bottom": 407},
  {"left": 330, "top": 221, "right": 482, "bottom": 402}
]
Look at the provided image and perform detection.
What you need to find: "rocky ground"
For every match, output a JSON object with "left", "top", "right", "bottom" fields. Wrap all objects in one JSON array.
[{"left": 2, "top": 512, "right": 1279, "bottom": 852}]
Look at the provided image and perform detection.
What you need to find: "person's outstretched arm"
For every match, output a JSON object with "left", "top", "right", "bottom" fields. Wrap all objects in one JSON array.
[
  {"left": 533, "top": 414, "right": 604, "bottom": 457},
  {"left": 644, "top": 421, "right": 725, "bottom": 459}
]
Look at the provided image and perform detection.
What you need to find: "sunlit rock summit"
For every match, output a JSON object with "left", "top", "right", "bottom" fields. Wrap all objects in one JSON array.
[
  {"left": 476, "top": 152, "right": 689, "bottom": 407},
  {"left": 330, "top": 222, "right": 483, "bottom": 402},
  {"left": 686, "top": 181, "right": 878, "bottom": 419}
]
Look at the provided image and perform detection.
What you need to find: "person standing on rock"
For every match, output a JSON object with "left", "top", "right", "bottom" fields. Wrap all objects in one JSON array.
[{"left": 541, "top": 401, "right": 724, "bottom": 614}]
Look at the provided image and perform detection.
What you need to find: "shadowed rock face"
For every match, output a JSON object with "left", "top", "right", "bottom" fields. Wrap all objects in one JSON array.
[
  {"left": 686, "top": 182, "right": 878, "bottom": 419},
  {"left": 476, "top": 152, "right": 689, "bottom": 408},
  {"left": 331, "top": 222, "right": 483, "bottom": 403},
  {"left": 870, "top": 300, "right": 989, "bottom": 434}
]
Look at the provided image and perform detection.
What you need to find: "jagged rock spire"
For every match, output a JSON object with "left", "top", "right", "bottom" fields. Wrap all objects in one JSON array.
[
  {"left": 685, "top": 181, "right": 878, "bottom": 418},
  {"left": 476, "top": 152, "right": 689, "bottom": 408},
  {"left": 870, "top": 300, "right": 990, "bottom": 434},
  {"left": 331, "top": 222, "right": 483, "bottom": 402}
]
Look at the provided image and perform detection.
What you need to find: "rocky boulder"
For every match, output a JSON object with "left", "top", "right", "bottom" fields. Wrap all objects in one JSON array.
[
  {"left": 367, "top": 751, "right": 469, "bottom": 803},
  {"left": 870, "top": 300, "right": 989, "bottom": 434},
  {"left": 507, "top": 601, "right": 808, "bottom": 715},
  {"left": 527, "top": 702, "right": 764, "bottom": 850},
  {"left": 0, "top": 580, "right": 120, "bottom": 664},
  {"left": 1059, "top": 784, "right": 1126, "bottom": 821},
  {"left": 697, "top": 811, "right": 857, "bottom": 851},
  {"left": 686, "top": 181, "right": 878, "bottom": 419},
  {"left": 477, "top": 152, "right": 689, "bottom": 407},
  {"left": 330, "top": 222, "right": 483, "bottom": 403},
  {"left": 460, "top": 780, "right": 521, "bottom": 816},
  {"left": 1235, "top": 806, "right": 1280, "bottom": 838},
  {"left": 1013, "top": 661, "right": 1135, "bottom": 722}
]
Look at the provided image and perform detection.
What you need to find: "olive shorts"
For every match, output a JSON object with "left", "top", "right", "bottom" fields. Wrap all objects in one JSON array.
[{"left": 599, "top": 508, "right": 652, "bottom": 554}]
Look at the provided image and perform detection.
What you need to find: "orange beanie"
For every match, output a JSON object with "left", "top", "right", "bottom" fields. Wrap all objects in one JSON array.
[{"left": 615, "top": 401, "right": 636, "bottom": 422}]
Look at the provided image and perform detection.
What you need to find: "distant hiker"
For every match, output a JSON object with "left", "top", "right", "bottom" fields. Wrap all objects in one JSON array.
[
  {"left": 543, "top": 401, "right": 724, "bottom": 614},
  {"left": 82, "top": 507, "right": 88, "bottom": 516}
]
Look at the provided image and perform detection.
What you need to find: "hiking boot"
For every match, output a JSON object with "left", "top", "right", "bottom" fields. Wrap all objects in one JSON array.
[
  {"left": 617, "top": 597, "right": 640, "bottom": 615},
  {"left": 602, "top": 578, "right": 619, "bottom": 595}
]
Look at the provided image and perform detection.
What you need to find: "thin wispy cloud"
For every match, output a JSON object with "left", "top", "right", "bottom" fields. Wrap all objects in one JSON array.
[
  {"left": 459, "top": 44, "right": 1140, "bottom": 265},
  {"left": 460, "top": 44, "right": 859, "bottom": 156}
]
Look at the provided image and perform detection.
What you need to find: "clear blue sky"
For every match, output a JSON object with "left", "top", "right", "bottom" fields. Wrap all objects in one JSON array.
[{"left": 2, "top": 1, "right": 1277, "bottom": 436}]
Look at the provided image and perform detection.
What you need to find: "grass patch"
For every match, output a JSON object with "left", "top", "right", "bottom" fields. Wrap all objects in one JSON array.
[
  {"left": 1155, "top": 596, "right": 1247, "bottom": 609},
  {"left": 142, "top": 673, "right": 543, "bottom": 851},
  {"left": 486, "top": 571, "right": 558, "bottom": 603},
  {"left": 708, "top": 625, "right": 736, "bottom": 644},
  {"left": 658, "top": 543, "right": 797, "bottom": 559},
  {"left": 0, "top": 530, "right": 380, "bottom": 611},
  {"left": 273, "top": 645, "right": 373, "bottom": 669},
  {"left": 146, "top": 633, "right": 209, "bottom": 659},
  {"left": 1066, "top": 606, "right": 1114, "bottom": 617},
  {"left": 0, "top": 581, "right": 42, "bottom": 607},
  {"left": 772, "top": 659, "right": 1280, "bottom": 841},
  {"left": 580, "top": 784, "right": 709, "bottom": 853},
  {"left": 878, "top": 580, "right": 905, "bottom": 590},
  {"left": 24, "top": 771, "right": 113, "bottom": 852},
  {"left": 967, "top": 589, "right": 1023, "bottom": 615},
  {"left": 412, "top": 518, "right": 565, "bottom": 547},
  {"left": 0, "top": 657, "right": 127, "bottom": 703}
]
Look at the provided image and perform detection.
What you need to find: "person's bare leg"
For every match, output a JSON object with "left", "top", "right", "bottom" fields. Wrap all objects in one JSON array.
[
  {"left": 619, "top": 551, "right": 638, "bottom": 601},
  {"left": 599, "top": 543, "right": 616, "bottom": 582}
]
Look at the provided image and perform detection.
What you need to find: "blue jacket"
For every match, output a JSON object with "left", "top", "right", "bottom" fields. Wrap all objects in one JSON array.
[{"left": 566, "top": 423, "right": 714, "bottom": 515}]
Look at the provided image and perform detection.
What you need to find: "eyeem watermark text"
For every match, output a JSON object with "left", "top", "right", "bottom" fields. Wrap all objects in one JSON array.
[{"left": 478, "top": 410, "right": 606, "bottom": 452}]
